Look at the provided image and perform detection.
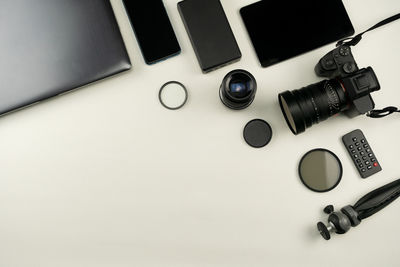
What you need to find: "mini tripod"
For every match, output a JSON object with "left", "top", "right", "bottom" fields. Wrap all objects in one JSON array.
[{"left": 317, "top": 178, "right": 400, "bottom": 240}]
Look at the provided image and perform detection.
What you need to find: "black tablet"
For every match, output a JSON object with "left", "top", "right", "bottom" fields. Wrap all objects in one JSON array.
[{"left": 240, "top": 0, "right": 354, "bottom": 67}]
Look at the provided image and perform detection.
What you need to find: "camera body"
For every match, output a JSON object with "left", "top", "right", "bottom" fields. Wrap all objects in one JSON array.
[
  {"left": 279, "top": 45, "right": 382, "bottom": 135},
  {"left": 315, "top": 45, "right": 380, "bottom": 117}
]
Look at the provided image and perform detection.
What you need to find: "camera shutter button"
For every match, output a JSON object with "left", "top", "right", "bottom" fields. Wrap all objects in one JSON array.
[{"left": 343, "top": 63, "right": 356, "bottom": 74}]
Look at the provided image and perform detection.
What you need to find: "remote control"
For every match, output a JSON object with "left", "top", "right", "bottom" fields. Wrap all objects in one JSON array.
[{"left": 342, "top": 129, "right": 382, "bottom": 178}]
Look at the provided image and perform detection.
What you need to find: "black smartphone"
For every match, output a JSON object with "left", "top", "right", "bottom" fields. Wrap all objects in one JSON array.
[
  {"left": 178, "top": 0, "right": 241, "bottom": 73},
  {"left": 240, "top": 0, "right": 354, "bottom": 67},
  {"left": 122, "top": 0, "right": 181, "bottom": 64}
]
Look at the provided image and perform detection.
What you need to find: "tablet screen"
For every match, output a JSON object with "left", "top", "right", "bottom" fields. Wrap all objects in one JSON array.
[{"left": 240, "top": 0, "right": 354, "bottom": 67}]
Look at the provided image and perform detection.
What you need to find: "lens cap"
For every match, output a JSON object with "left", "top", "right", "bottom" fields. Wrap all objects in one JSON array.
[
  {"left": 243, "top": 119, "right": 273, "bottom": 148},
  {"left": 299, "top": 149, "right": 342, "bottom": 192},
  {"left": 159, "top": 81, "right": 188, "bottom": 110}
]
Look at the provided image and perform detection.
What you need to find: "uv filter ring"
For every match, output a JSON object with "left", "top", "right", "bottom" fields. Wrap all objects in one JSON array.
[{"left": 158, "top": 81, "right": 188, "bottom": 110}]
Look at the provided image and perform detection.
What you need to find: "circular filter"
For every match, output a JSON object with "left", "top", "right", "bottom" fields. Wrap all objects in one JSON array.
[
  {"left": 159, "top": 81, "right": 188, "bottom": 110},
  {"left": 243, "top": 119, "right": 273, "bottom": 148},
  {"left": 299, "top": 149, "right": 343, "bottom": 193}
]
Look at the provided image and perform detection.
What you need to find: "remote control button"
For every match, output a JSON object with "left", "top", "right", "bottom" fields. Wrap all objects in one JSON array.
[
  {"left": 363, "top": 144, "right": 369, "bottom": 148},
  {"left": 365, "top": 161, "right": 370, "bottom": 165},
  {"left": 366, "top": 148, "right": 371, "bottom": 153},
  {"left": 361, "top": 168, "right": 366, "bottom": 172},
  {"left": 351, "top": 150, "right": 356, "bottom": 154},
  {"left": 352, "top": 137, "right": 357, "bottom": 142},
  {"left": 367, "top": 166, "right": 372, "bottom": 170},
  {"left": 357, "top": 147, "right": 362, "bottom": 151},
  {"left": 362, "top": 156, "right": 367, "bottom": 160},
  {"left": 360, "top": 151, "right": 365, "bottom": 156},
  {"left": 355, "top": 142, "right": 360, "bottom": 146},
  {"left": 373, "top": 162, "right": 379, "bottom": 167},
  {"left": 361, "top": 139, "right": 366, "bottom": 143},
  {"left": 349, "top": 145, "right": 354, "bottom": 149},
  {"left": 368, "top": 153, "right": 373, "bottom": 157},
  {"left": 371, "top": 158, "right": 376, "bottom": 162},
  {"left": 356, "top": 159, "right": 361, "bottom": 163},
  {"left": 354, "top": 154, "right": 358, "bottom": 158},
  {"left": 359, "top": 164, "right": 364, "bottom": 168}
]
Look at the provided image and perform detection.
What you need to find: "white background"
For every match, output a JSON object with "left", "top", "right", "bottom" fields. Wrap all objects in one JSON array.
[{"left": 1, "top": 0, "right": 400, "bottom": 266}]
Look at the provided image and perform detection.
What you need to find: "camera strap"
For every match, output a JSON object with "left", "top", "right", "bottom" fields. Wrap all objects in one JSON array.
[
  {"left": 367, "top": 107, "right": 400, "bottom": 118},
  {"left": 337, "top": 13, "right": 400, "bottom": 47},
  {"left": 337, "top": 13, "right": 400, "bottom": 119}
]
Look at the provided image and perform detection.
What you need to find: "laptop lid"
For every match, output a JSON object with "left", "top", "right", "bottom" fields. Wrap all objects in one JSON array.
[{"left": 0, "top": 0, "right": 131, "bottom": 115}]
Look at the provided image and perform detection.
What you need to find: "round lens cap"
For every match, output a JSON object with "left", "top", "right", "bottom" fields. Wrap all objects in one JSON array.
[
  {"left": 243, "top": 119, "right": 273, "bottom": 148},
  {"left": 299, "top": 149, "right": 343, "bottom": 193}
]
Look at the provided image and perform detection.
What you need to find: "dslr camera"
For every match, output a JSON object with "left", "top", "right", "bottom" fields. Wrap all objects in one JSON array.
[{"left": 279, "top": 45, "right": 381, "bottom": 135}]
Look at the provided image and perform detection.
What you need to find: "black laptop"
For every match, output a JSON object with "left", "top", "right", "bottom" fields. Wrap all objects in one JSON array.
[{"left": 0, "top": 0, "right": 131, "bottom": 115}]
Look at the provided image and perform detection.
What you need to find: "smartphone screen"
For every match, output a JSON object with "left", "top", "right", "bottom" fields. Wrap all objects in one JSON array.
[
  {"left": 122, "top": 0, "right": 181, "bottom": 64},
  {"left": 240, "top": 0, "right": 354, "bottom": 68}
]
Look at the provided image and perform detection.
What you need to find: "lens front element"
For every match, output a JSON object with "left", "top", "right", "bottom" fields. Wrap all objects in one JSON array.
[{"left": 228, "top": 73, "right": 254, "bottom": 99}]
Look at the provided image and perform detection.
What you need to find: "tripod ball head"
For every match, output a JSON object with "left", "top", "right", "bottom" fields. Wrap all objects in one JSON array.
[
  {"left": 317, "top": 206, "right": 353, "bottom": 240},
  {"left": 316, "top": 178, "right": 400, "bottom": 240}
]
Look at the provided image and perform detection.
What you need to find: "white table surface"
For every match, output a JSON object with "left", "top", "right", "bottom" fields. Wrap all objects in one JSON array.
[{"left": 1, "top": 0, "right": 400, "bottom": 266}]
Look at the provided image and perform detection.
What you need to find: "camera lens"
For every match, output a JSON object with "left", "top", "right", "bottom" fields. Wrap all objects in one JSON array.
[
  {"left": 220, "top": 69, "right": 257, "bottom": 110},
  {"left": 278, "top": 79, "right": 348, "bottom": 135}
]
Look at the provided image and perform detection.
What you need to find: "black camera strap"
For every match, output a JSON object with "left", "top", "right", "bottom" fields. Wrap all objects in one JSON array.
[
  {"left": 337, "top": 13, "right": 400, "bottom": 119},
  {"left": 337, "top": 13, "right": 400, "bottom": 47},
  {"left": 367, "top": 107, "right": 400, "bottom": 118}
]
